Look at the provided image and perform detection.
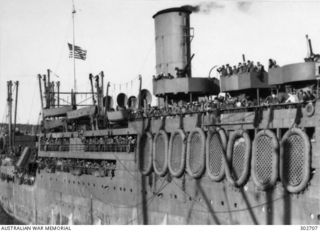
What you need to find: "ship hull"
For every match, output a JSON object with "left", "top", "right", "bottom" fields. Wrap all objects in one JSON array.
[
  {"left": 1, "top": 104, "right": 320, "bottom": 225},
  {"left": 0, "top": 165, "right": 319, "bottom": 225}
]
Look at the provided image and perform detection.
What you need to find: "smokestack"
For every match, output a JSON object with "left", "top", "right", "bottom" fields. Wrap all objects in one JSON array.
[{"left": 153, "top": 8, "right": 192, "bottom": 78}]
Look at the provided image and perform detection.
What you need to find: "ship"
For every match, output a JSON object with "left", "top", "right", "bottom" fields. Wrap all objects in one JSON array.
[{"left": 0, "top": 6, "right": 319, "bottom": 225}]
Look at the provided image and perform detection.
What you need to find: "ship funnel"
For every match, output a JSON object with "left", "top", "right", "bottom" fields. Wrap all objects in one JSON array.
[
  {"left": 116, "top": 93, "right": 128, "bottom": 109},
  {"left": 127, "top": 96, "right": 138, "bottom": 109},
  {"left": 153, "top": 7, "right": 192, "bottom": 78},
  {"left": 139, "top": 89, "right": 152, "bottom": 108},
  {"left": 103, "top": 95, "right": 114, "bottom": 110}
]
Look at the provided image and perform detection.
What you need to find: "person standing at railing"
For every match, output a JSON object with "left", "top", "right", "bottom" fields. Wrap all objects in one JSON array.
[
  {"left": 98, "top": 137, "right": 104, "bottom": 152},
  {"left": 66, "top": 138, "right": 70, "bottom": 151},
  {"left": 54, "top": 138, "right": 59, "bottom": 151},
  {"left": 44, "top": 138, "right": 49, "bottom": 151}
]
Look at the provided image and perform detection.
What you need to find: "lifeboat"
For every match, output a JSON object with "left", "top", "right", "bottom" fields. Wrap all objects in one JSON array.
[{"left": 107, "top": 109, "right": 129, "bottom": 122}]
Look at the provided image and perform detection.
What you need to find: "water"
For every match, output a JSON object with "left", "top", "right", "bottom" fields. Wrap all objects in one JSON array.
[{"left": 0, "top": 206, "right": 22, "bottom": 225}]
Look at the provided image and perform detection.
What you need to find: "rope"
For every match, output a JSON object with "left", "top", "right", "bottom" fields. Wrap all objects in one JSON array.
[
  {"left": 110, "top": 153, "right": 139, "bottom": 182},
  {"left": 125, "top": 178, "right": 169, "bottom": 225},
  {"left": 56, "top": 168, "right": 169, "bottom": 219},
  {"left": 27, "top": 80, "right": 37, "bottom": 123},
  {"left": 108, "top": 75, "right": 141, "bottom": 104},
  {"left": 77, "top": 96, "right": 92, "bottom": 105},
  {"left": 109, "top": 76, "right": 140, "bottom": 95},
  {"left": 58, "top": 97, "right": 71, "bottom": 105},
  {"left": 109, "top": 75, "right": 139, "bottom": 87},
  {"left": 137, "top": 45, "right": 153, "bottom": 74},
  {"left": 54, "top": 19, "right": 72, "bottom": 73},
  {"left": 49, "top": 70, "right": 61, "bottom": 79}
]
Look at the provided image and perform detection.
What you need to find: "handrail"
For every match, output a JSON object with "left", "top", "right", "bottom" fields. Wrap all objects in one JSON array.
[
  {"left": 40, "top": 143, "right": 135, "bottom": 153},
  {"left": 130, "top": 100, "right": 316, "bottom": 120}
]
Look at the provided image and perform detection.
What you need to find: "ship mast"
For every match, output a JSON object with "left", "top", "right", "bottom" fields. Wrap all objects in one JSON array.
[
  {"left": 72, "top": 0, "right": 77, "bottom": 92},
  {"left": 13, "top": 81, "right": 19, "bottom": 147},
  {"left": 7, "top": 81, "right": 13, "bottom": 152}
]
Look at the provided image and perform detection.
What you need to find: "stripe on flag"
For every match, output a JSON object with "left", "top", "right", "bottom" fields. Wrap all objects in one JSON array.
[{"left": 68, "top": 43, "right": 87, "bottom": 60}]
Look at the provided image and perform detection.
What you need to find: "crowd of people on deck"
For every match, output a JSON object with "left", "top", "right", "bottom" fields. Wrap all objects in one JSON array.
[
  {"left": 268, "top": 59, "right": 279, "bottom": 69},
  {"left": 153, "top": 67, "right": 188, "bottom": 81},
  {"left": 264, "top": 88, "right": 315, "bottom": 104},
  {"left": 40, "top": 137, "right": 70, "bottom": 152},
  {"left": 15, "top": 172, "right": 35, "bottom": 185},
  {"left": 217, "top": 60, "right": 266, "bottom": 77},
  {"left": 40, "top": 135, "right": 136, "bottom": 153},
  {"left": 131, "top": 86, "right": 317, "bottom": 119},
  {"left": 84, "top": 135, "right": 136, "bottom": 152},
  {"left": 153, "top": 73, "right": 175, "bottom": 81},
  {"left": 0, "top": 171, "right": 35, "bottom": 185},
  {"left": 0, "top": 157, "right": 36, "bottom": 185},
  {"left": 37, "top": 157, "right": 116, "bottom": 177}
]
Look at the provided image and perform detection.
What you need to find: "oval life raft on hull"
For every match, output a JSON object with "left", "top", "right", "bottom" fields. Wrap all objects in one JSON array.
[
  {"left": 280, "top": 128, "right": 311, "bottom": 193},
  {"left": 168, "top": 129, "right": 186, "bottom": 177},
  {"left": 153, "top": 130, "right": 169, "bottom": 176},
  {"left": 139, "top": 132, "right": 153, "bottom": 175},
  {"left": 206, "top": 128, "right": 227, "bottom": 182},
  {"left": 304, "top": 102, "right": 315, "bottom": 117},
  {"left": 252, "top": 130, "right": 279, "bottom": 190},
  {"left": 226, "top": 130, "right": 251, "bottom": 187},
  {"left": 186, "top": 127, "right": 206, "bottom": 178}
]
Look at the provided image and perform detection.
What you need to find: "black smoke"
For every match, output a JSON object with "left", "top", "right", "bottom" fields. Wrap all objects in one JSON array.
[
  {"left": 181, "top": 1, "right": 252, "bottom": 14},
  {"left": 182, "top": 2, "right": 225, "bottom": 14}
]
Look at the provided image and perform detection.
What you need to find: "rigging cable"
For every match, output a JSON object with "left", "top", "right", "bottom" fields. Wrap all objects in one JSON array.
[
  {"left": 137, "top": 44, "right": 153, "bottom": 74},
  {"left": 54, "top": 19, "right": 72, "bottom": 74},
  {"left": 27, "top": 79, "right": 37, "bottom": 124}
]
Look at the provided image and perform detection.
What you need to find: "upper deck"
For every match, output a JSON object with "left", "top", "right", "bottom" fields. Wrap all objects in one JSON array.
[
  {"left": 153, "top": 77, "right": 220, "bottom": 96},
  {"left": 220, "top": 71, "right": 268, "bottom": 92},
  {"left": 268, "top": 61, "right": 320, "bottom": 85}
]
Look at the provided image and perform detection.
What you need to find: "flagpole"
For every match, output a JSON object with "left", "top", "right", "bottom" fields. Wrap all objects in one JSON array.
[{"left": 72, "top": 0, "right": 77, "bottom": 92}]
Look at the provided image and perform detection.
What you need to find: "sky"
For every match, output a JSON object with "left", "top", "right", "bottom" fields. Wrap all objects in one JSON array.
[{"left": 0, "top": 0, "right": 320, "bottom": 124}]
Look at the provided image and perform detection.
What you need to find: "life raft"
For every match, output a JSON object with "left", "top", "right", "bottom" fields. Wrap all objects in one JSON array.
[
  {"left": 152, "top": 130, "right": 169, "bottom": 176},
  {"left": 304, "top": 102, "right": 315, "bottom": 117},
  {"left": 168, "top": 129, "right": 186, "bottom": 177},
  {"left": 186, "top": 127, "right": 206, "bottom": 178},
  {"left": 138, "top": 132, "right": 153, "bottom": 175},
  {"left": 252, "top": 130, "right": 279, "bottom": 190},
  {"left": 226, "top": 130, "right": 251, "bottom": 187},
  {"left": 206, "top": 128, "right": 227, "bottom": 182},
  {"left": 280, "top": 128, "right": 311, "bottom": 193}
]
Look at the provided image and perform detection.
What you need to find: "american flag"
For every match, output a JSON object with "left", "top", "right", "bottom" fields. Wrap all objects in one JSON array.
[{"left": 68, "top": 43, "right": 87, "bottom": 60}]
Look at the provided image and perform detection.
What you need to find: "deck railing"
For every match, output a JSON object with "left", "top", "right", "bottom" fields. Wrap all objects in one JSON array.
[{"left": 40, "top": 143, "right": 135, "bottom": 153}]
